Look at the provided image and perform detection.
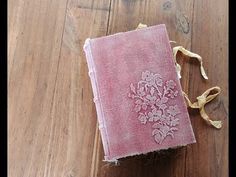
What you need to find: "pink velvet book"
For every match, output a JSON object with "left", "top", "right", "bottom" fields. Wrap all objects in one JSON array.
[{"left": 83, "top": 24, "right": 196, "bottom": 162}]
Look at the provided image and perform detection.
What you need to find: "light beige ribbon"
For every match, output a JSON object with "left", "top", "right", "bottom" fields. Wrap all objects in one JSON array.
[
  {"left": 173, "top": 46, "right": 208, "bottom": 80},
  {"left": 182, "top": 87, "right": 222, "bottom": 129},
  {"left": 136, "top": 23, "right": 148, "bottom": 29},
  {"left": 136, "top": 23, "right": 222, "bottom": 129}
]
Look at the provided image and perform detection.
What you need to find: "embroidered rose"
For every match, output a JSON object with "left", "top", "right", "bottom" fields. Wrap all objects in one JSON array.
[
  {"left": 148, "top": 108, "right": 162, "bottom": 122},
  {"left": 146, "top": 94, "right": 157, "bottom": 105},
  {"left": 135, "top": 99, "right": 147, "bottom": 111},
  {"left": 155, "top": 97, "right": 168, "bottom": 110},
  {"left": 138, "top": 113, "right": 148, "bottom": 124},
  {"left": 129, "top": 71, "right": 180, "bottom": 144},
  {"left": 154, "top": 74, "right": 163, "bottom": 86},
  {"left": 168, "top": 90, "right": 178, "bottom": 98},
  {"left": 142, "top": 71, "right": 152, "bottom": 81},
  {"left": 167, "top": 105, "right": 180, "bottom": 116},
  {"left": 170, "top": 116, "right": 179, "bottom": 126},
  {"left": 141, "top": 71, "right": 156, "bottom": 86},
  {"left": 134, "top": 104, "right": 141, "bottom": 112},
  {"left": 166, "top": 80, "right": 176, "bottom": 89},
  {"left": 137, "top": 87, "right": 145, "bottom": 96}
]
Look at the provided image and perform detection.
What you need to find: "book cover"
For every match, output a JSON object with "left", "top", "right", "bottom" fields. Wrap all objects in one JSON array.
[{"left": 83, "top": 24, "right": 196, "bottom": 162}]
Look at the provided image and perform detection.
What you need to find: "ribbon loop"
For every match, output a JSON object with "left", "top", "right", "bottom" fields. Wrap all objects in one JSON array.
[
  {"left": 197, "top": 95, "right": 207, "bottom": 106},
  {"left": 173, "top": 46, "right": 208, "bottom": 80},
  {"left": 183, "top": 86, "right": 222, "bottom": 129}
]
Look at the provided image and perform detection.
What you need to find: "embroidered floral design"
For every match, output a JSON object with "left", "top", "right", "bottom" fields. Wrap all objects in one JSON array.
[{"left": 128, "top": 70, "right": 180, "bottom": 144}]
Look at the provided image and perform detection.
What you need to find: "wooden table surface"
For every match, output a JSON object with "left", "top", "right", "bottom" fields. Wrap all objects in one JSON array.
[{"left": 8, "top": 0, "right": 228, "bottom": 176}]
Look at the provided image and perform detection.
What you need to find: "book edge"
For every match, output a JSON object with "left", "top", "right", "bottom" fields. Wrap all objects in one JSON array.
[
  {"left": 90, "top": 24, "right": 166, "bottom": 42},
  {"left": 104, "top": 141, "right": 196, "bottom": 162},
  {"left": 83, "top": 38, "right": 111, "bottom": 160}
]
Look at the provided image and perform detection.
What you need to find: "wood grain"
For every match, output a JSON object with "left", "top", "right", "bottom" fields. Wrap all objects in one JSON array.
[{"left": 8, "top": 0, "right": 228, "bottom": 176}]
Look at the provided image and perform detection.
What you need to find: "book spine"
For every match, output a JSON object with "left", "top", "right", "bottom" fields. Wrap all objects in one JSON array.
[{"left": 83, "top": 39, "right": 110, "bottom": 160}]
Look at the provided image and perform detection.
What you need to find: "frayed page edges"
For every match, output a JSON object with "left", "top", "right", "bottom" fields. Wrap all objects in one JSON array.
[
  {"left": 83, "top": 38, "right": 110, "bottom": 161},
  {"left": 104, "top": 142, "right": 195, "bottom": 163}
]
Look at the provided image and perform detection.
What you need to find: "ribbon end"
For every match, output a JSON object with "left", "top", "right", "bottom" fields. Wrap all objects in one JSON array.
[
  {"left": 136, "top": 23, "right": 147, "bottom": 29},
  {"left": 200, "top": 66, "right": 208, "bottom": 80},
  {"left": 210, "top": 120, "right": 222, "bottom": 129},
  {"left": 170, "top": 40, "right": 177, "bottom": 44}
]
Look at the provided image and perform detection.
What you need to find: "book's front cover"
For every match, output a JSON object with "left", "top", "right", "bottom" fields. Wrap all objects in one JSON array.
[{"left": 84, "top": 24, "right": 196, "bottom": 161}]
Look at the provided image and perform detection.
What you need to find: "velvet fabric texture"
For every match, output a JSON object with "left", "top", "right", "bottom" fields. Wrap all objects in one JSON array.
[{"left": 83, "top": 24, "right": 196, "bottom": 161}]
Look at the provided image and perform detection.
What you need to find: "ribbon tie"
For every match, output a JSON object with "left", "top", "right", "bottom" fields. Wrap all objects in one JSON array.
[
  {"left": 136, "top": 23, "right": 222, "bottom": 129},
  {"left": 182, "top": 87, "right": 222, "bottom": 129},
  {"left": 173, "top": 46, "right": 208, "bottom": 80}
]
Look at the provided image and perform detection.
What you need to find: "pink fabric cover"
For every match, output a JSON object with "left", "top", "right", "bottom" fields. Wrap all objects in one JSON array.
[{"left": 83, "top": 24, "right": 196, "bottom": 161}]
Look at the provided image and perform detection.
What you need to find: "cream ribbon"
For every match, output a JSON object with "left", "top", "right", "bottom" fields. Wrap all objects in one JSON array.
[
  {"left": 182, "top": 87, "right": 222, "bottom": 129},
  {"left": 136, "top": 23, "right": 222, "bottom": 129},
  {"left": 136, "top": 23, "right": 148, "bottom": 29},
  {"left": 173, "top": 46, "right": 208, "bottom": 80}
]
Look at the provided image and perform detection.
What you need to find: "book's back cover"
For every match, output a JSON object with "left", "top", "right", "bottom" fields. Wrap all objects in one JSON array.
[{"left": 84, "top": 24, "right": 196, "bottom": 161}]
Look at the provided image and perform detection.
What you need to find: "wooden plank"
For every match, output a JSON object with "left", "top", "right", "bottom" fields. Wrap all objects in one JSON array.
[
  {"left": 8, "top": 0, "right": 111, "bottom": 176},
  {"left": 185, "top": 0, "right": 228, "bottom": 177},
  {"left": 43, "top": 0, "right": 111, "bottom": 177},
  {"left": 8, "top": 0, "right": 70, "bottom": 176}
]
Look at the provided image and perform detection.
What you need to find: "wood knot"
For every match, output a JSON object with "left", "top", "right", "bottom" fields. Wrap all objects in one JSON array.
[
  {"left": 175, "top": 12, "right": 190, "bottom": 34},
  {"left": 163, "top": 1, "right": 172, "bottom": 10}
]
